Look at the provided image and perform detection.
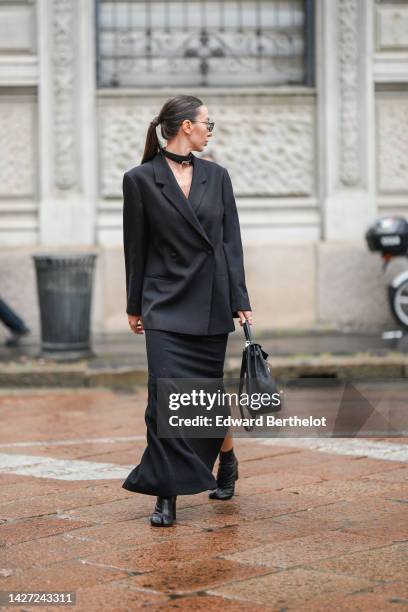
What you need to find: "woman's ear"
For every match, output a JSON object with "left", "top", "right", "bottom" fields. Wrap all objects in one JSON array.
[{"left": 181, "top": 119, "right": 192, "bottom": 135}]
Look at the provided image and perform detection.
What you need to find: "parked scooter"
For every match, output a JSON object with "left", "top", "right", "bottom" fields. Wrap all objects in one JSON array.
[{"left": 365, "top": 216, "right": 408, "bottom": 330}]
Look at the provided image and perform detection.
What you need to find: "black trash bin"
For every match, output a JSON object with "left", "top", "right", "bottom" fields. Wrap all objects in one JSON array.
[{"left": 33, "top": 253, "right": 97, "bottom": 361}]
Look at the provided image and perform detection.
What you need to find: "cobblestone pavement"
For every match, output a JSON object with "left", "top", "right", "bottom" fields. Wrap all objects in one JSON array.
[{"left": 0, "top": 388, "right": 407, "bottom": 611}]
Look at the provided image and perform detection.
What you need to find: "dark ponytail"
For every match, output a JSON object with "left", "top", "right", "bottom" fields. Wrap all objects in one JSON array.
[{"left": 141, "top": 94, "right": 203, "bottom": 164}]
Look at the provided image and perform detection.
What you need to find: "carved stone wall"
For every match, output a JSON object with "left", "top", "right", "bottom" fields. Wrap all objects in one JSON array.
[
  {"left": 0, "top": 1, "right": 37, "bottom": 245},
  {"left": 98, "top": 93, "right": 315, "bottom": 199},
  {"left": 375, "top": 2, "right": 408, "bottom": 215},
  {"left": 97, "top": 91, "right": 317, "bottom": 245},
  {"left": 0, "top": 95, "right": 35, "bottom": 197},
  {"left": 0, "top": 1, "right": 36, "bottom": 54},
  {"left": 37, "top": 0, "right": 97, "bottom": 245},
  {"left": 338, "top": 0, "right": 361, "bottom": 188},
  {"left": 322, "top": 0, "right": 376, "bottom": 240},
  {"left": 377, "top": 94, "right": 408, "bottom": 195},
  {"left": 203, "top": 100, "right": 315, "bottom": 197},
  {"left": 52, "top": 0, "right": 77, "bottom": 191},
  {"left": 376, "top": 4, "right": 408, "bottom": 51}
]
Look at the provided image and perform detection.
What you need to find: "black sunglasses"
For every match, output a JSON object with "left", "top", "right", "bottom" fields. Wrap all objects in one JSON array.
[{"left": 191, "top": 120, "right": 215, "bottom": 132}]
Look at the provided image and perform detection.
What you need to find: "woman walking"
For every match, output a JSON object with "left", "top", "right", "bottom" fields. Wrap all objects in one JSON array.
[{"left": 122, "top": 95, "right": 253, "bottom": 527}]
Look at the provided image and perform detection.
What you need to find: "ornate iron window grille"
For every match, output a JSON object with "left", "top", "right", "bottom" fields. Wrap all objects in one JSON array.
[{"left": 95, "top": 1, "right": 315, "bottom": 88}]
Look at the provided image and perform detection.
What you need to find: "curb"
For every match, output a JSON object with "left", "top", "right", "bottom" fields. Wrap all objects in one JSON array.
[{"left": 1, "top": 352, "right": 408, "bottom": 388}]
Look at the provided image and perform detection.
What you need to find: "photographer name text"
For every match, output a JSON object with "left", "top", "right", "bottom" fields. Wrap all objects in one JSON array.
[{"left": 168, "top": 415, "right": 327, "bottom": 428}]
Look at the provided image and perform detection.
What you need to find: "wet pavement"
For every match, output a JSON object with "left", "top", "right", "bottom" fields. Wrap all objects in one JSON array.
[
  {"left": 2, "top": 328, "right": 408, "bottom": 366},
  {"left": 0, "top": 387, "right": 407, "bottom": 610},
  {"left": 2, "top": 329, "right": 408, "bottom": 389}
]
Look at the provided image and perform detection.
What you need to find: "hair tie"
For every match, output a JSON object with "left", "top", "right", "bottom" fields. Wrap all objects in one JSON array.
[{"left": 151, "top": 116, "right": 159, "bottom": 127}]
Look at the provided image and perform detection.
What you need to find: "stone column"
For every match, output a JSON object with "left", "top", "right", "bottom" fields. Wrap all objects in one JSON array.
[
  {"left": 318, "top": 0, "right": 376, "bottom": 240},
  {"left": 37, "top": 0, "right": 97, "bottom": 245}
]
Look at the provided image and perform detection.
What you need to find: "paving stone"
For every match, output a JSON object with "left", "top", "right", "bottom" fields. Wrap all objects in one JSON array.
[
  {"left": 272, "top": 496, "right": 406, "bottom": 532},
  {"left": 230, "top": 443, "right": 300, "bottom": 462},
  {"left": 63, "top": 490, "right": 210, "bottom": 533},
  {"left": 208, "top": 568, "right": 375, "bottom": 608},
  {"left": 0, "top": 390, "right": 145, "bottom": 446},
  {"left": 307, "top": 542, "right": 408, "bottom": 581},
  {"left": 176, "top": 490, "right": 334, "bottom": 530},
  {"left": 369, "top": 580, "right": 408, "bottom": 599},
  {"left": 0, "top": 558, "right": 128, "bottom": 590},
  {"left": 147, "top": 593, "right": 269, "bottom": 610},
  {"left": 234, "top": 471, "right": 322, "bottom": 495},
  {"left": 73, "top": 582, "right": 169, "bottom": 611},
  {"left": 60, "top": 495, "right": 160, "bottom": 524},
  {"left": 237, "top": 451, "right": 404, "bottom": 480},
  {"left": 124, "top": 558, "right": 272, "bottom": 595},
  {"left": 66, "top": 516, "right": 202, "bottom": 547},
  {"left": 282, "top": 477, "right": 408, "bottom": 502},
  {"left": 220, "top": 531, "right": 388, "bottom": 569},
  {"left": 78, "top": 447, "right": 146, "bottom": 464},
  {"left": 201, "top": 518, "right": 329, "bottom": 544},
  {"left": 0, "top": 478, "right": 91, "bottom": 503},
  {"left": 0, "top": 532, "right": 119, "bottom": 570},
  {"left": 340, "top": 516, "right": 408, "bottom": 542},
  {"left": 292, "top": 591, "right": 407, "bottom": 611},
  {"left": 0, "top": 473, "right": 34, "bottom": 486},
  {"left": 292, "top": 577, "right": 408, "bottom": 610},
  {"left": 0, "top": 517, "right": 92, "bottom": 546},
  {"left": 0, "top": 484, "right": 134, "bottom": 521},
  {"left": 0, "top": 441, "right": 143, "bottom": 461},
  {"left": 81, "top": 525, "right": 281, "bottom": 573},
  {"left": 366, "top": 467, "right": 408, "bottom": 483}
]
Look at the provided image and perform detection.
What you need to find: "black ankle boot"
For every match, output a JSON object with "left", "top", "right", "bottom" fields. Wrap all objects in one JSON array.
[
  {"left": 209, "top": 449, "right": 239, "bottom": 500},
  {"left": 150, "top": 495, "right": 177, "bottom": 527}
]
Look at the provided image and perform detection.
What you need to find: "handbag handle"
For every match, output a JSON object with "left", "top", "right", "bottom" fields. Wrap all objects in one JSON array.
[{"left": 242, "top": 319, "right": 253, "bottom": 343}]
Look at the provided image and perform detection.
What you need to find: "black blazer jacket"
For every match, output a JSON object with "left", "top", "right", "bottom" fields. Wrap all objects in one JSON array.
[{"left": 122, "top": 149, "right": 251, "bottom": 335}]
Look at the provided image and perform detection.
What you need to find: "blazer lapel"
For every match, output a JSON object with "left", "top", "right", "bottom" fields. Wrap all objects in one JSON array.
[
  {"left": 188, "top": 159, "right": 207, "bottom": 215},
  {"left": 152, "top": 151, "right": 212, "bottom": 247}
]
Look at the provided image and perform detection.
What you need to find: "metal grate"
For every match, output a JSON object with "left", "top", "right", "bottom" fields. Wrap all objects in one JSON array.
[{"left": 95, "top": 0, "right": 314, "bottom": 88}]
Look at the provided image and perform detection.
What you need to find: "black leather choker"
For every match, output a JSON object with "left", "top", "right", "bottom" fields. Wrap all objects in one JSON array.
[{"left": 161, "top": 147, "right": 193, "bottom": 166}]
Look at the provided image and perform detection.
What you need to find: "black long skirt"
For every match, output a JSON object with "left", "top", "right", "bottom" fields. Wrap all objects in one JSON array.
[{"left": 122, "top": 329, "right": 229, "bottom": 496}]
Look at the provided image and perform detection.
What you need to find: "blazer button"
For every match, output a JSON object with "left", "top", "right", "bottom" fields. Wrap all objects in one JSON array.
[
  {"left": 170, "top": 251, "right": 176, "bottom": 257},
  {"left": 206, "top": 248, "right": 213, "bottom": 255}
]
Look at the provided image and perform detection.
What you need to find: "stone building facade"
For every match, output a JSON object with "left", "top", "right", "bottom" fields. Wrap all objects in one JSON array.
[{"left": 0, "top": 0, "right": 407, "bottom": 339}]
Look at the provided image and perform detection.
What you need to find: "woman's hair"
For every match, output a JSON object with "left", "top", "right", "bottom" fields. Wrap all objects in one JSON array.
[{"left": 141, "top": 95, "right": 203, "bottom": 164}]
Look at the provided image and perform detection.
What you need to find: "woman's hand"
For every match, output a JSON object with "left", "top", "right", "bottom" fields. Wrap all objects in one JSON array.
[
  {"left": 128, "top": 314, "right": 145, "bottom": 335},
  {"left": 237, "top": 310, "right": 253, "bottom": 326}
]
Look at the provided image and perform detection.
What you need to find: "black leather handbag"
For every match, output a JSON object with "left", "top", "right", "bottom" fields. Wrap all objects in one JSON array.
[{"left": 238, "top": 321, "right": 282, "bottom": 431}]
